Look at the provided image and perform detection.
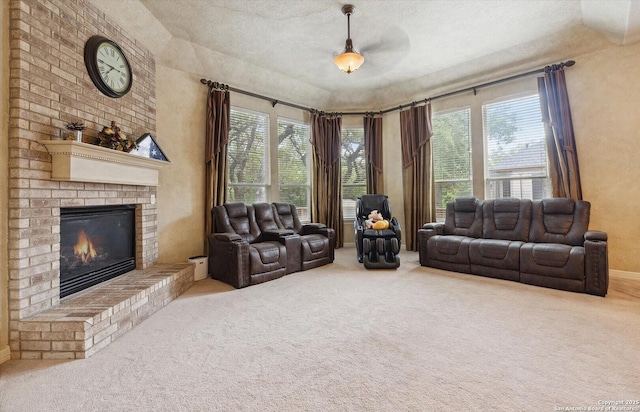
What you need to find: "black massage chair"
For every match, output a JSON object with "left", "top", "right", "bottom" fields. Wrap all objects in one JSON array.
[{"left": 354, "top": 194, "right": 401, "bottom": 269}]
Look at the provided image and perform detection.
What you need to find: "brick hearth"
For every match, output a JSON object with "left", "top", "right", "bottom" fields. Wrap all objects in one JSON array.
[{"left": 17, "top": 263, "right": 194, "bottom": 359}]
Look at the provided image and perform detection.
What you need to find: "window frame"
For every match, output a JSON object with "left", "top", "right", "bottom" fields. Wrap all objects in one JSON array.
[
  {"left": 482, "top": 92, "right": 551, "bottom": 201},
  {"left": 277, "top": 116, "right": 311, "bottom": 222},
  {"left": 227, "top": 106, "right": 270, "bottom": 204},
  {"left": 341, "top": 126, "right": 366, "bottom": 220},
  {"left": 431, "top": 106, "right": 473, "bottom": 222}
]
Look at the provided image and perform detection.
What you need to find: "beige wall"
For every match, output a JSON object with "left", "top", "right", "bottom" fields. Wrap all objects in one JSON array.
[
  {"left": 155, "top": 67, "right": 207, "bottom": 263},
  {"left": 567, "top": 43, "right": 640, "bottom": 272}
]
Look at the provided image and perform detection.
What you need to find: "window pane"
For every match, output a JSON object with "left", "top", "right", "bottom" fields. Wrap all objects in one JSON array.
[
  {"left": 228, "top": 108, "right": 268, "bottom": 202},
  {"left": 483, "top": 95, "right": 550, "bottom": 200},
  {"left": 278, "top": 117, "right": 310, "bottom": 220},
  {"left": 432, "top": 108, "right": 473, "bottom": 221},
  {"left": 341, "top": 127, "right": 366, "bottom": 219},
  {"left": 227, "top": 185, "right": 267, "bottom": 204}
]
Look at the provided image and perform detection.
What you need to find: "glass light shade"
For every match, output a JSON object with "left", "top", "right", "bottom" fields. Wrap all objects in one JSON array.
[{"left": 334, "top": 51, "right": 365, "bottom": 74}]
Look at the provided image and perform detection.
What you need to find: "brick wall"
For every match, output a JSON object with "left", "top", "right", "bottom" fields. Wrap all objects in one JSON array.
[{"left": 7, "top": 0, "right": 157, "bottom": 352}]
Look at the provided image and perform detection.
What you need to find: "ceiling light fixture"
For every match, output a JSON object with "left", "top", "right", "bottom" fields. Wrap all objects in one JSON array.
[{"left": 334, "top": 4, "right": 364, "bottom": 74}]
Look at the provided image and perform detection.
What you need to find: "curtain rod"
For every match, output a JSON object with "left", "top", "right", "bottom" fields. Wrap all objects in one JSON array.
[
  {"left": 199, "top": 59, "right": 575, "bottom": 116},
  {"left": 199, "top": 79, "right": 312, "bottom": 112},
  {"left": 379, "top": 60, "right": 575, "bottom": 114}
]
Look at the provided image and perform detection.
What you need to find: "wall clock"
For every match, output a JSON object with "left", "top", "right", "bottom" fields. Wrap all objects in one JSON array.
[{"left": 84, "top": 35, "right": 132, "bottom": 98}]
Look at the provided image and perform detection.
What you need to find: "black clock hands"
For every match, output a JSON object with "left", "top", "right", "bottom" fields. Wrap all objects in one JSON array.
[{"left": 98, "top": 59, "right": 123, "bottom": 75}]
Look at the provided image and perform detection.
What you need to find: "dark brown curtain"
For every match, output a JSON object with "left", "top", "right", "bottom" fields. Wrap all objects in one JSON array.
[
  {"left": 538, "top": 65, "right": 582, "bottom": 200},
  {"left": 364, "top": 115, "right": 383, "bottom": 194},
  {"left": 399, "top": 103, "right": 435, "bottom": 251},
  {"left": 310, "top": 113, "right": 343, "bottom": 248},
  {"left": 205, "top": 87, "right": 231, "bottom": 238}
]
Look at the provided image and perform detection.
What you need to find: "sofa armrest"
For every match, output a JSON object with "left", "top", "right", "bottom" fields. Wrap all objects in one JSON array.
[
  {"left": 208, "top": 233, "right": 250, "bottom": 288},
  {"left": 302, "top": 222, "right": 326, "bottom": 230},
  {"left": 422, "top": 222, "right": 444, "bottom": 232},
  {"left": 262, "top": 229, "right": 296, "bottom": 241},
  {"left": 213, "top": 233, "right": 242, "bottom": 242},
  {"left": 300, "top": 223, "right": 327, "bottom": 235},
  {"left": 417, "top": 224, "right": 443, "bottom": 266},
  {"left": 585, "top": 230, "right": 607, "bottom": 242},
  {"left": 584, "top": 231, "right": 609, "bottom": 296}
]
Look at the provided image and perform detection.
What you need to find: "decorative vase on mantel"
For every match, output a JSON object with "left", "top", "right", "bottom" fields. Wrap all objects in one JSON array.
[{"left": 64, "top": 122, "right": 86, "bottom": 142}]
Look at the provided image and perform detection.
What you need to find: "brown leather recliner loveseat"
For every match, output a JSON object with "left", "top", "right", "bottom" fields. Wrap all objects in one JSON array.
[
  {"left": 417, "top": 197, "right": 608, "bottom": 296},
  {"left": 208, "top": 202, "right": 335, "bottom": 288}
]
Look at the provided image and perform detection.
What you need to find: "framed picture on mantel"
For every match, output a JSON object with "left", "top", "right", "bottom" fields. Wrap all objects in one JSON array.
[{"left": 130, "top": 133, "right": 170, "bottom": 162}]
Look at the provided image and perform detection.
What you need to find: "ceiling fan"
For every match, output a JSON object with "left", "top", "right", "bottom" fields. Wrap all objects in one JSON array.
[
  {"left": 333, "top": 4, "right": 410, "bottom": 74},
  {"left": 334, "top": 4, "right": 364, "bottom": 73}
]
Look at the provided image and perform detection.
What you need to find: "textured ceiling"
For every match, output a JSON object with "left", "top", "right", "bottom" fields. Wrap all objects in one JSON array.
[{"left": 93, "top": 0, "right": 640, "bottom": 109}]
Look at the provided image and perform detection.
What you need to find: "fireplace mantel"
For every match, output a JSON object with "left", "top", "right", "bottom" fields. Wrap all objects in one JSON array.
[{"left": 40, "top": 140, "right": 168, "bottom": 186}]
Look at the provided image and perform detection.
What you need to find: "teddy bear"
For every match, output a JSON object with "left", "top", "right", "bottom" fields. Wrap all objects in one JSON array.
[{"left": 365, "top": 210, "right": 390, "bottom": 230}]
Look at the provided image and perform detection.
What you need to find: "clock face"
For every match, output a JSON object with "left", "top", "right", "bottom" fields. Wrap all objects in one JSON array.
[
  {"left": 96, "top": 42, "right": 130, "bottom": 93},
  {"left": 84, "top": 36, "right": 132, "bottom": 98}
]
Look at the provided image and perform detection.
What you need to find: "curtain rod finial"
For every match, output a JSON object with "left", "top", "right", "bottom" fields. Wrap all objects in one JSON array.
[
  {"left": 200, "top": 79, "right": 208, "bottom": 84},
  {"left": 565, "top": 60, "right": 575, "bottom": 67}
]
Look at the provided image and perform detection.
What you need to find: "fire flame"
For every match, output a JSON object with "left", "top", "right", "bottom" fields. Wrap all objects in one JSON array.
[{"left": 74, "top": 229, "right": 97, "bottom": 263}]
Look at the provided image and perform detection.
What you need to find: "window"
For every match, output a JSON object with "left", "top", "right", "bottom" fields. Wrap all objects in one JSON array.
[
  {"left": 432, "top": 107, "right": 472, "bottom": 221},
  {"left": 227, "top": 107, "right": 269, "bottom": 203},
  {"left": 341, "top": 127, "right": 366, "bottom": 219},
  {"left": 483, "top": 94, "right": 550, "bottom": 200},
  {"left": 277, "top": 117, "right": 310, "bottom": 221}
]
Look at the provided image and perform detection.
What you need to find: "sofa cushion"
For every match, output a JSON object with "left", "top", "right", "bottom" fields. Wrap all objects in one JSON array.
[
  {"left": 469, "top": 238, "right": 522, "bottom": 279},
  {"left": 473, "top": 239, "right": 512, "bottom": 260},
  {"left": 301, "top": 234, "right": 330, "bottom": 260},
  {"left": 428, "top": 235, "right": 473, "bottom": 264},
  {"left": 254, "top": 203, "right": 281, "bottom": 236},
  {"left": 443, "top": 196, "right": 483, "bottom": 238},
  {"left": 249, "top": 241, "right": 287, "bottom": 274},
  {"left": 529, "top": 199, "right": 590, "bottom": 246},
  {"left": 483, "top": 198, "right": 531, "bottom": 241},
  {"left": 520, "top": 243, "right": 585, "bottom": 280},
  {"left": 214, "top": 203, "right": 260, "bottom": 243},
  {"left": 272, "top": 202, "right": 301, "bottom": 232}
]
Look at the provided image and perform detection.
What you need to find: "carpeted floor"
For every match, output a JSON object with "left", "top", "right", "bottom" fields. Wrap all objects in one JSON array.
[{"left": 1, "top": 248, "right": 639, "bottom": 411}]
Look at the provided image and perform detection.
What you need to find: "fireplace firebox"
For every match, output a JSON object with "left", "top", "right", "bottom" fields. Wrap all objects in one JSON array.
[{"left": 60, "top": 205, "right": 136, "bottom": 298}]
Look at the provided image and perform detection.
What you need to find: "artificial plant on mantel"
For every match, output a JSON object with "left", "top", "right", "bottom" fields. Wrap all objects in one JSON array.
[{"left": 95, "top": 121, "right": 138, "bottom": 152}]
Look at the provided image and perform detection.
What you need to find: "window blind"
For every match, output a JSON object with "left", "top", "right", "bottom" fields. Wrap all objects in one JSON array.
[
  {"left": 341, "top": 127, "right": 366, "bottom": 219},
  {"left": 228, "top": 107, "right": 269, "bottom": 203},
  {"left": 278, "top": 117, "right": 310, "bottom": 220},
  {"left": 432, "top": 107, "right": 473, "bottom": 221},
  {"left": 483, "top": 94, "right": 550, "bottom": 200}
]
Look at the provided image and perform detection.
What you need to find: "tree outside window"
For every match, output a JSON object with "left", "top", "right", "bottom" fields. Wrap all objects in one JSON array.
[
  {"left": 432, "top": 108, "right": 473, "bottom": 221},
  {"left": 227, "top": 108, "right": 269, "bottom": 203},
  {"left": 341, "top": 127, "right": 366, "bottom": 219},
  {"left": 483, "top": 94, "right": 550, "bottom": 200},
  {"left": 278, "top": 117, "right": 310, "bottom": 221}
]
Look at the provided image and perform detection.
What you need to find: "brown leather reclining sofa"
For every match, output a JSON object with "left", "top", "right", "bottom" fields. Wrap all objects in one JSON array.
[
  {"left": 417, "top": 197, "right": 608, "bottom": 296},
  {"left": 208, "top": 202, "right": 335, "bottom": 288}
]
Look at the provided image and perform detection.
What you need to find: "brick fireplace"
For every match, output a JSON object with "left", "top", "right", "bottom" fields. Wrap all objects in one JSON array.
[{"left": 7, "top": 0, "right": 193, "bottom": 359}]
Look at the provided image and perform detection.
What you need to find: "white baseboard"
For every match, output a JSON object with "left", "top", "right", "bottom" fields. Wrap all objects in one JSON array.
[{"left": 0, "top": 345, "right": 10, "bottom": 364}]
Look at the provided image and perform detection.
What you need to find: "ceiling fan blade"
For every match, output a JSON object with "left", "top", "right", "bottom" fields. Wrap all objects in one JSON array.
[
  {"left": 358, "top": 26, "right": 410, "bottom": 55},
  {"left": 357, "top": 26, "right": 410, "bottom": 71}
]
